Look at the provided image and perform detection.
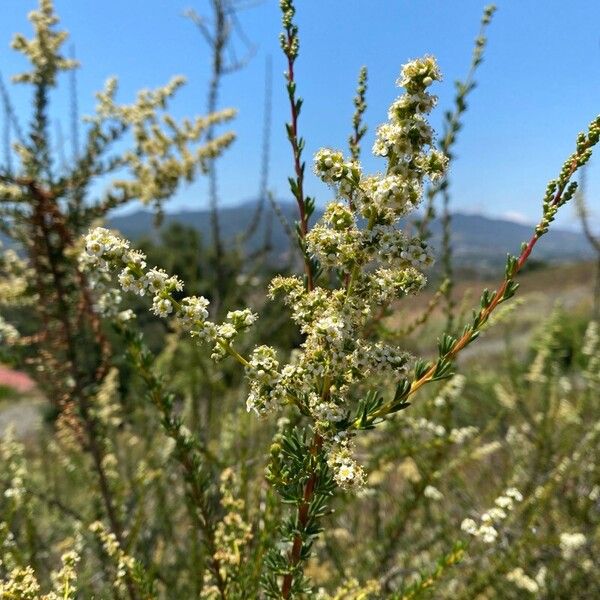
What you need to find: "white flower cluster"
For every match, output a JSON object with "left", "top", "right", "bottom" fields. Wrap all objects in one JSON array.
[
  {"left": 505, "top": 566, "right": 546, "bottom": 595},
  {"left": 423, "top": 485, "right": 443, "bottom": 501},
  {"left": 372, "top": 119, "right": 433, "bottom": 160},
  {"left": 309, "top": 395, "right": 345, "bottom": 424},
  {"left": 362, "top": 175, "right": 421, "bottom": 217},
  {"left": 92, "top": 75, "right": 236, "bottom": 206},
  {"left": 407, "top": 417, "right": 446, "bottom": 439},
  {"left": 0, "top": 246, "right": 31, "bottom": 308},
  {"left": 398, "top": 56, "right": 442, "bottom": 91},
  {"left": 1, "top": 428, "right": 27, "bottom": 506},
  {"left": 0, "top": 316, "right": 20, "bottom": 345},
  {"left": 81, "top": 228, "right": 257, "bottom": 363},
  {"left": 305, "top": 204, "right": 362, "bottom": 271},
  {"left": 369, "top": 225, "right": 434, "bottom": 269},
  {"left": 310, "top": 56, "right": 446, "bottom": 276},
  {"left": 398, "top": 414, "right": 478, "bottom": 447},
  {"left": 80, "top": 57, "right": 451, "bottom": 494},
  {"left": 313, "top": 148, "right": 361, "bottom": 189},
  {"left": 559, "top": 531, "right": 586, "bottom": 560},
  {"left": 178, "top": 296, "right": 210, "bottom": 327},
  {"left": 448, "top": 426, "right": 478, "bottom": 444},
  {"left": 0, "top": 567, "right": 41, "bottom": 598},
  {"left": 245, "top": 346, "right": 284, "bottom": 415},
  {"left": 212, "top": 310, "right": 258, "bottom": 361},
  {"left": 461, "top": 487, "right": 523, "bottom": 543},
  {"left": 433, "top": 374, "right": 466, "bottom": 407},
  {"left": 367, "top": 267, "right": 427, "bottom": 305},
  {"left": 388, "top": 90, "right": 437, "bottom": 121},
  {"left": 11, "top": 0, "right": 78, "bottom": 86},
  {"left": 470, "top": 440, "right": 502, "bottom": 460},
  {"left": 582, "top": 320, "right": 598, "bottom": 356},
  {"left": 342, "top": 56, "right": 445, "bottom": 216},
  {"left": 327, "top": 443, "right": 366, "bottom": 490},
  {"left": 0, "top": 548, "right": 82, "bottom": 599},
  {"left": 262, "top": 277, "right": 416, "bottom": 435},
  {"left": 352, "top": 341, "right": 411, "bottom": 381},
  {"left": 51, "top": 550, "right": 81, "bottom": 599},
  {"left": 505, "top": 421, "right": 532, "bottom": 448}
]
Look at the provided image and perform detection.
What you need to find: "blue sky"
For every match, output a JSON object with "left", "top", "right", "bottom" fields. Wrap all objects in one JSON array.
[{"left": 0, "top": 0, "right": 599, "bottom": 228}]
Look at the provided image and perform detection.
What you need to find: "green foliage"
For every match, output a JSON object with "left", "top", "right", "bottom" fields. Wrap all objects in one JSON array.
[{"left": 0, "top": 1, "right": 599, "bottom": 599}]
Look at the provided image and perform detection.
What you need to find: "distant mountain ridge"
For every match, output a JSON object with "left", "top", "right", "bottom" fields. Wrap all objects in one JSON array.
[{"left": 108, "top": 200, "right": 594, "bottom": 271}]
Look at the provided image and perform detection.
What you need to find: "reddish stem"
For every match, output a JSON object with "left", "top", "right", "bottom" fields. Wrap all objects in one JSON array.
[
  {"left": 284, "top": 31, "right": 313, "bottom": 291},
  {"left": 407, "top": 156, "right": 581, "bottom": 400},
  {"left": 280, "top": 433, "right": 323, "bottom": 598}
]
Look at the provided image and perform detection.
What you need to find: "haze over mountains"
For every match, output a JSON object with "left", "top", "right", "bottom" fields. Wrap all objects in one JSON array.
[{"left": 109, "top": 200, "right": 594, "bottom": 273}]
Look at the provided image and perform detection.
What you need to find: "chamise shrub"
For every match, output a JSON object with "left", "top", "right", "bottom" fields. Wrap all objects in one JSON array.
[{"left": 0, "top": 0, "right": 599, "bottom": 598}]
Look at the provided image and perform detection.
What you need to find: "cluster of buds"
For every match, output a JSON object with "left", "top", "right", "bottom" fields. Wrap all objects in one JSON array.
[
  {"left": 313, "top": 56, "right": 448, "bottom": 224},
  {"left": 81, "top": 228, "right": 257, "bottom": 362},
  {"left": 327, "top": 442, "right": 366, "bottom": 489}
]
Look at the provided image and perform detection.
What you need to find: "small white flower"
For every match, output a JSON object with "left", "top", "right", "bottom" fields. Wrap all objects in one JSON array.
[
  {"left": 126, "top": 249, "right": 146, "bottom": 269},
  {"left": 146, "top": 268, "right": 169, "bottom": 294},
  {"left": 337, "top": 463, "right": 355, "bottom": 482},
  {"left": 506, "top": 568, "right": 539, "bottom": 593},
  {"left": 478, "top": 524, "right": 498, "bottom": 544},
  {"left": 423, "top": 485, "right": 443, "bottom": 501},
  {"left": 479, "top": 506, "right": 505, "bottom": 524},
  {"left": 151, "top": 297, "right": 173, "bottom": 318},
  {"left": 505, "top": 487, "right": 523, "bottom": 502},
  {"left": 86, "top": 239, "right": 105, "bottom": 257},
  {"left": 131, "top": 278, "right": 147, "bottom": 296},
  {"left": 217, "top": 323, "right": 237, "bottom": 340},
  {"left": 495, "top": 495, "right": 513, "bottom": 510},
  {"left": 460, "top": 518, "right": 478, "bottom": 535},
  {"left": 560, "top": 532, "right": 586, "bottom": 559},
  {"left": 118, "top": 268, "right": 136, "bottom": 292},
  {"left": 227, "top": 309, "right": 258, "bottom": 329}
]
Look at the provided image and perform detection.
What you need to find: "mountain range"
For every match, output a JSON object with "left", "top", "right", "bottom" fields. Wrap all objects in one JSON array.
[{"left": 108, "top": 200, "right": 594, "bottom": 273}]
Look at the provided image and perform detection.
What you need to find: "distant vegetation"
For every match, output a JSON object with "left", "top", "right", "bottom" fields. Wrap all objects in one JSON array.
[{"left": 108, "top": 203, "right": 595, "bottom": 271}]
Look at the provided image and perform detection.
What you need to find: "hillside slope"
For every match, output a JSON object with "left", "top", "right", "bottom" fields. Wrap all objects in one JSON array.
[{"left": 109, "top": 201, "right": 594, "bottom": 269}]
